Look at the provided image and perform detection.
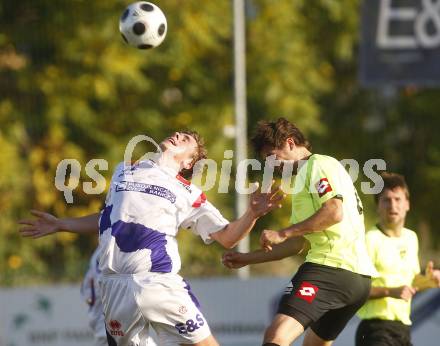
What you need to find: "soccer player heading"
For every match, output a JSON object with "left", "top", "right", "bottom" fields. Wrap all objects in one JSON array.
[
  {"left": 20, "top": 129, "right": 283, "bottom": 346},
  {"left": 356, "top": 172, "right": 440, "bottom": 346},
  {"left": 98, "top": 130, "right": 282, "bottom": 345},
  {"left": 223, "top": 117, "right": 377, "bottom": 346}
]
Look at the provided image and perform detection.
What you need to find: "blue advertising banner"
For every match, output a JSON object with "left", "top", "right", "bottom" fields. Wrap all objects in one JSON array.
[{"left": 360, "top": 0, "right": 440, "bottom": 86}]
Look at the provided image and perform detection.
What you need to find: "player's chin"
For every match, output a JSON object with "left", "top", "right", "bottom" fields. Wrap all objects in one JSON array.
[
  {"left": 159, "top": 142, "right": 168, "bottom": 151},
  {"left": 161, "top": 142, "right": 178, "bottom": 153},
  {"left": 161, "top": 139, "right": 173, "bottom": 147}
]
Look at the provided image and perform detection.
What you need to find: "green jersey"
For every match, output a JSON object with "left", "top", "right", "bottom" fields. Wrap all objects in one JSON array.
[
  {"left": 290, "top": 154, "right": 376, "bottom": 276},
  {"left": 357, "top": 226, "right": 420, "bottom": 325}
]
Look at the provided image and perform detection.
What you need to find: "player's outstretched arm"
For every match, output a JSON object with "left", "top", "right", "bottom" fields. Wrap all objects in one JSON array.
[
  {"left": 260, "top": 197, "right": 342, "bottom": 251},
  {"left": 211, "top": 183, "right": 284, "bottom": 249},
  {"left": 369, "top": 285, "right": 417, "bottom": 301},
  {"left": 19, "top": 210, "right": 100, "bottom": 239},
  {"left": 222, "top": 237, "right": 306, "bottom": 269}
]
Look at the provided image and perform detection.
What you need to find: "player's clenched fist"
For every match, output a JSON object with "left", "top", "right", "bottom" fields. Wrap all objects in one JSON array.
[
  {"left": 222, "top": 251, "right": 248, "bottom": 269},
  {"left": 260, "top": 230, "right": 287, "bottom": 252},
  {"left": 389, "top": 285, "right": 417, "bottom": 302}
]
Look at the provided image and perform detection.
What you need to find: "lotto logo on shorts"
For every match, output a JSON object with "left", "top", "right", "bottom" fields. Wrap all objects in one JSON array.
[
  {"left": 316, "top": 178, "right": 332, "bottom": 197},
  {"left": 295, "top": 281, "right": 318, "bottom": 303},
  {"left": 108, "top": 319, "right": 125, "bottom": 336}
]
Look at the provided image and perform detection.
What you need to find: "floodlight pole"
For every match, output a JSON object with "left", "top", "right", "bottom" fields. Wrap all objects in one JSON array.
[{"left": 233, "top": 0, "right": 250, "bottom": 279}]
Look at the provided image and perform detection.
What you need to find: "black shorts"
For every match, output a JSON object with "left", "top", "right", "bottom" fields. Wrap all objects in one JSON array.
[
  {"left": 355, "top": 319, "right": 412, "bottom": 346},
  {"left": 277, "top": 262, "right": 371, "bottom": 341}
]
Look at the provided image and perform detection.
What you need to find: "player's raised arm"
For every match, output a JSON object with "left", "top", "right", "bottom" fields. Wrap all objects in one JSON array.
[
  {"left": 210, "top": 183, "right": 284, "bottom": 249},
  {"left": 19, "top": 210, "right": 100, "bottom": 238},
  {"left": 368, "top": 285, "right": 417, "bottom": 302}
]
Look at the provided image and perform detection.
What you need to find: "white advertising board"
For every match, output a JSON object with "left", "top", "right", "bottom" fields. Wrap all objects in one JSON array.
[{"left": 1, "top": 277, "right": 439, "bottom": 346}]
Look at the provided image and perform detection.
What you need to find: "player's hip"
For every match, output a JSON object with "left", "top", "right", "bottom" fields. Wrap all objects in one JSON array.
[
  {"left": 99, "top": 272, "right": 201, "bottom": 310},
  {"left": 281, "top": 262, "right": 371, "bottom": 310},
  {"left": 276, "top": 262, "right": 371, "bottom": 340},
  {"left": 305, "top": 250, "right": 374, "bottom": 276}
]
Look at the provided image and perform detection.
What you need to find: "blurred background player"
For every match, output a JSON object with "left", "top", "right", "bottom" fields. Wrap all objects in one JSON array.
[
  {"left": 21, "top": 129, "right": 282, "bottom": 346},
  {"left": 355, "top": 172, "right": 440, "bottom": 346},
  {"left": 19, "top": 211, "right": 112, "bottom": 346},
  {"left": 223, "top": 117, "right": 376, "bottom": 346},
  {"left": 19, "top": 211, "right": 159, "bottom": 346},
  {"left": 80, "top": 247, "right": 109, "bottom": 346}
]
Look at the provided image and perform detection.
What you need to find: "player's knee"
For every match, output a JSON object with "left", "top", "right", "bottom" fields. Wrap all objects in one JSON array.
[
  {"left": 303, "top": 328, "right": 334, "bottom": 346},
  {"left": 303, "top": 340, "right": 333, "bottom": 346},
  {"left": 264, "top": 314, "right": 304, "bottom": 345},
  {"left": 263, "top": 326, "right": 276, "bottom": 340},
  {"left": 263, "top": 326, "right": 283, "bottom": 345}
]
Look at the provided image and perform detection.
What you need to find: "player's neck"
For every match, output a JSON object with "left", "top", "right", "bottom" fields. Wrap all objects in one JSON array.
[
  {"left": 301, "top": 148, "right": 312, "bottom": 160},
  {"left": 286, "top": 149, "right": 312, "bottom": 174},
  {"left": 294, "top": 147, "right": 312, "bottom": 161},
  {"left": 156, "top": 152, "right": 180, "bottom": 175},
  {"left": 378, "top": 221, "right": 404, "bottom": 237}
]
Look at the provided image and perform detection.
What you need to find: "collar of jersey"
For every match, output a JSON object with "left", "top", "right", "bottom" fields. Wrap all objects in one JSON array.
[{"left": 149, "top": 159, "right": 180, "bottom": 177}]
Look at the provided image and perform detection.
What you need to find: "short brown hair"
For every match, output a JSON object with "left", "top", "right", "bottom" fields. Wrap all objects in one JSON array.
[
  {"left": 251, "top": 117, "right": 311, "bottom": 156},
  {"left": 179, "top": 130, "right": 207, "bottom": 179},
  {"left": 375, "top": 172, "right": 410, "bottom": 204}
]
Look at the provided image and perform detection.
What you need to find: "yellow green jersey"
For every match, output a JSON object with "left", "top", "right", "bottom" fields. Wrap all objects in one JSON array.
[
  {"left": 290, "top": 154, "right": 376, "bottom": 276},
  {"left": 357, "top": 226, "right": 420, "bottom": 325}
]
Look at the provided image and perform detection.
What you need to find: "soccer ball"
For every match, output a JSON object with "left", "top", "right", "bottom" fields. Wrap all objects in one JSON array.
[{"left": 119, "top": 2, "right": 167, "bottom": 49}]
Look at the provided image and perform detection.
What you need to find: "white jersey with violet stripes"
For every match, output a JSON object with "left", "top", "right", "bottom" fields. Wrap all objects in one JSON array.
[{"left": 97, "top": 160, "right": 229, "bottom": 276}]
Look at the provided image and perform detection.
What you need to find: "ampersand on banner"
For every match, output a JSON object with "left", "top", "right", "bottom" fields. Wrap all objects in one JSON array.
[{"left": 416, "top": 0, "right": 440, "bottom": 48}]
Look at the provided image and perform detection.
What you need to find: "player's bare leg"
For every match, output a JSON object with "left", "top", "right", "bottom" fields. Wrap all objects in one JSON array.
[
  {"left": 263, "top": 313, "right": 304, "bottom": 346},
  {"left": 302, "top": 328, "right": 333, "bottom": 346},
  {"left": 181, "top": 334, "right": 219, "bottom": 346}
]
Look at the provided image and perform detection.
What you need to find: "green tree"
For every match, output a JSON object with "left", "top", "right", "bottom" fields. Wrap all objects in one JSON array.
[{"left": 1, "top": 0, "right": 439, "bottom": 286}]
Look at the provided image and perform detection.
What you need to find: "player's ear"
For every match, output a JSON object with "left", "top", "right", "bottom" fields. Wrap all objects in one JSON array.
[{"left": 286, "top": 137, "right": 296, "bottom": 150}]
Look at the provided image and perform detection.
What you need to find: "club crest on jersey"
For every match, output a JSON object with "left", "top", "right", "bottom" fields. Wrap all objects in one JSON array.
[
  {"left": 115, "top": 181, "right": 176, "bottom": 203},
  {"left": 316, "top": 178, "right": 332, "bottom": 197},
  {"left": 295, "top": 281, "right": 319, "bottom": 303},
  {"left": 398, "top": 244, "right": 407, "bottom": 259}
]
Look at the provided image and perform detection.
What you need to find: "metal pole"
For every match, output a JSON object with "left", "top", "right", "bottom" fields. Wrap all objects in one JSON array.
[{"left": 233, "top": 0, "right": 250, "bottom": 279}]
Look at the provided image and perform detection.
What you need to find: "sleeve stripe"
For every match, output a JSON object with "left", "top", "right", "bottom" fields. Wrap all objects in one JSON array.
[{"left": 192, "top": 193, "right": 207, "bottom": 208}]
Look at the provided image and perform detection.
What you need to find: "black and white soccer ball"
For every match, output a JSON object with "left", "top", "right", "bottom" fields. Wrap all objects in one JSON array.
[{"left": 119, "top": 2, "right": 167, "bottom": 49}]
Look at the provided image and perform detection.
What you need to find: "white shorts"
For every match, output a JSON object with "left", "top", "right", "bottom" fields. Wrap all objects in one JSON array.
[
  {"left": 87, "top": 296, "right": 108, "bottom": 346},
  {"left": 100, "top": 273, "right": 211, "bottom": 346}
]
